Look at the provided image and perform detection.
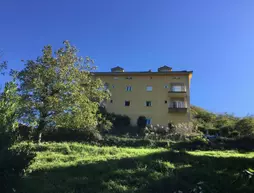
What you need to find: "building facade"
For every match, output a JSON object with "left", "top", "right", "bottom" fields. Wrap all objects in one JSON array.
[{"left": 94, "top": 65, "right": 193, "bottom": 126}]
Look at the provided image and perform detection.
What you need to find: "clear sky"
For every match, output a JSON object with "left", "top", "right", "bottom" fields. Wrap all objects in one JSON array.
[{"left": 0, "top": 0, "right": 254, "bottom": 116}]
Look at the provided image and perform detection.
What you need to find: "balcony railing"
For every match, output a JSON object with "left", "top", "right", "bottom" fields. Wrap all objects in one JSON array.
[
  {"left": 169, "top": 85, "right": 186, "bottom": 92},
  {"left": 168, "top": 101, "right": 187, "bottom": 113}
]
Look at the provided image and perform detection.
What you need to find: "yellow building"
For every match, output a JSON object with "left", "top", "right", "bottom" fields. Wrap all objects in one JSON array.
[{"left": 94, "top": 65, "right": 193, "bottom": 126}]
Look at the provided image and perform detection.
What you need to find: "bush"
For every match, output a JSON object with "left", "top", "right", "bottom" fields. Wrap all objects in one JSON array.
[
  {"left": 110, "top": 114, "right": 130, "bottom": 128},
  {"left": 137, "top": 116, "right": 147, "bottom": 130},
  {"left": 101, "top": 135, "right": 170, "bottom": 148},
  {"left": 172, "top": 136, "right": 210, "bottom": 150},
  {"left": 143, "top": 122, "right": 200, "bottom": 141},
  {"left": 235, "top": 117, "right": 254, "bottom": 136},
  {"left": 220, "top": 125, "right": 235, "bottom": 137},
  {"left": 0, "top": 142, "right": 35, "bottom": 193},
  {"left": 41, "top": 128, "right": 103, "bottom": 142}
]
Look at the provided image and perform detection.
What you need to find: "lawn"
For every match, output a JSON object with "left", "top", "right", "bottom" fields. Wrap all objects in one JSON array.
[{"left": 16, "top": 142, "right": 254, "bottom": 193}]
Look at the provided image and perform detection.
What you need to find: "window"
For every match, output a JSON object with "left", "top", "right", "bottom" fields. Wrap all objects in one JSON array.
[
  {"left": 126, "top": 76, "right": 132, "bottom": 80},
  {"left": 164, "top": 100, "right": 167, "bottom": 104},
  {"left": 104, "top": 83, "right": 109, "bottom": 90},
  {"left": 171, "top": 101, "right": 185, "bottom": 108},
  {"left": 126, "top": 86, "right": 132, "bottom": 91},
  {"left": 146, "top": 86, "right": 152, "bottom": 91},
  {"left": 114, "top": 77, "right": 118, "bottom": 80},
  {"left": 171, "top": 83, "right": 186, "bottom": 92},
  {"left": 164, "top": 85, "right": 169, "bottom": 88},
  {"left": 146, "top": 101, "right": 152, "bottom": 107},
  {"left": 110, "top": 100, "right": 113, "bottom": 103},
  {"left": 146, "top": 118, "right": 152, "bottom": 125},
  {"left": 125, "top": 101, "right": 130, "bottom": 106},
  {"left": 112, "top": 85, "right": 115, "bottom": 88},
  {"left": 173, "top": 76, "right": 180, "bottom": 80}
]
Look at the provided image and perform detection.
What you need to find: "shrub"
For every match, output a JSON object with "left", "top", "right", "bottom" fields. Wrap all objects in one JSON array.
[
  {"left": 101, "top": 135, "right": 169, "bottom": 148},
  {"left": 143, "top": 122, "right": 200, "bottom": 141},
  {"left": 235, "top": 117, "right": 254, "bottom": 136},
  {"left": 220, "top": 125, "right": 235, "bottom": 137},
  {"left": 0, "top": 143, "right": 35, "bottom": 193},
  {"left": 137, "top": 116, "right": 147, "bottom": 130},
  {"left": 172, "top": 136, "right": 210, "bottom": 150},
  {"left": 41, "top": 128, "right": 103, "bottom": 142}
]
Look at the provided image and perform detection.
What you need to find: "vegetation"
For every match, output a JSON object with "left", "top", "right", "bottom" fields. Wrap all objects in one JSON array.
[
  {"left": 191, "top": 105, "right": 254, "bottom": 137},
  {"left": 15, "top": 142, "right": 254, "bottom": 193},
  {"left": 16, "top": 41, "right": 109, "bottom": 143},
  {"left": 137, "top": 116, "right": 147, "bottom": 130},
  {"left": 1, "top": 42, "right": 254, "bottom": 192}
]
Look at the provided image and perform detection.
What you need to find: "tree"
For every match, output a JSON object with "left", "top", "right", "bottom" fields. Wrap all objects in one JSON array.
[
  {"left": 0, "top": 81, "right": 20, "bottom": 143},
  {"left": 17, "top": 41, "right": 109, "bottom": 143},
  {"left": 235, "top": 117, "right": 254, "bottom": 136}
]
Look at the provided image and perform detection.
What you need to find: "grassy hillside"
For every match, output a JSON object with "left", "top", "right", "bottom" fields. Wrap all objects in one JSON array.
[{"left": 17, "top": 142, "right": 254, "bottom": 193}]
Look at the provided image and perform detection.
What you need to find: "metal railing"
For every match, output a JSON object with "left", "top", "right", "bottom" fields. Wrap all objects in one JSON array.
[
  {"left": 169, "top": 85, "right": 186, "bottom": 92},
  {"left": 169, "top": 102, "right": 187, "bottom": 108}
]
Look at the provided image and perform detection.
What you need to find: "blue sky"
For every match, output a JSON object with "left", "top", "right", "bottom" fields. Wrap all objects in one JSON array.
[{"left": 0, "top": 0, "right": 254, "bottom": 116}]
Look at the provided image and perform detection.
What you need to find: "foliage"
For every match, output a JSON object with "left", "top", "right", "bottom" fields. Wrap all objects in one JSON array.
[
  {"left": 191, "top": 106, "right": 241, "bottom": 137},
  {"left": 137, "top": 116, "right": 147, "bottom": 130},
  {"left": 235, "top": 117, "right": 254, "bottom": 136},
  {"left": 101, "top": 135, "right": 169, "bottom": 148},
  {"left": 15, "top": 142, "right": 254, "bottom": 193},
  {"left": 99, "top": 109, "right": 133, "bottom": 135},
  {"left": 143, "top": 122, "right": 199, "bottom": 140},
  {"left": 42, "top": 127, "right": 103, "bottom": 142},
  {"left": 0, "top": 144, "right": 35, "bottom": 193},
  {"left": 173, "top": 136, "right": 254, "bottom": 151},
  {"left": 0, "top": 81, "right": 20, "bottom": 145},
  {"left": 16, "top": 41, "right": 109, "bottom": 142}
]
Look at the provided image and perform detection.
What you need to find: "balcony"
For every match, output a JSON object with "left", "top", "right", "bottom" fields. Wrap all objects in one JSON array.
[
  {"left": 168, "top": 84, "right": 187, "bottom": 97},
  {"left": 168, "top": 101, "right": 188, "bottom": 113}
]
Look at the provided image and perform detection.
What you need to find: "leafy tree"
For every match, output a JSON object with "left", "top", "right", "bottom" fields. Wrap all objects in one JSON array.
[
  {"left": 235, "top": 117, "right": 254, "bottom": 136},
  {"left": 0, "top": 81, "right": 20, "bottom": 145},
  {"left": 16, "top": 41, "right": 109, "bottom": 143}
]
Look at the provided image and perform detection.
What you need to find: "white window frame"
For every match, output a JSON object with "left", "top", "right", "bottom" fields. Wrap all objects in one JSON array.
[
  {"left": 146, "top": 86, "right": 152, "bottom": 91},
  {"left": 145, "top": 101, "right": 152, "bottom": 107},
  {"left": 146, "top": 118, "right": 152, "bottom": 125},
  {"left": 126, "top": 86, "right": 132, "bottom": 91},
  {"left": 171, "top": 101, "right": 185, "bottom": 108}
]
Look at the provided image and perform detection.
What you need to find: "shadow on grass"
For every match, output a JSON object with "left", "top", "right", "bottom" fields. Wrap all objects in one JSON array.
[
  {"left": 172, "top": 137, "right": 254, "bottom": 152},
  {"left": 20, "top": 150, "right": 254, "bottom": 193}
]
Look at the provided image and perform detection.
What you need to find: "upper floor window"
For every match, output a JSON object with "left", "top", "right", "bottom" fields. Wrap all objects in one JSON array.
[
  {"left": 146, "top": 101, "right": 152, "bottom": 107},
  {"left": 125, "top": 101, "right": 130, "bottom": 106},
  {"left": 126, "top": 76, "right": 132, "bottom": 80},
  {"left": 146, "top": 86, "right": 152, "bottom": 91},
  {"left": 171, "top": 83, "right": 186, "bottom": 92},
  {"left": 164, "top": 85, "right": 169, "bottom": 89},
  {"left": 104, "top": 83, "right": 109, "bottom": 90},
  {"left": 126, "top": 86, "right": 132, "bottom": 91},
  {"left": 112, "top": 85, "right": 115, "bottom": 88},
  {"left": 113, "top": 77, "right": 118, "bottom": 80}
]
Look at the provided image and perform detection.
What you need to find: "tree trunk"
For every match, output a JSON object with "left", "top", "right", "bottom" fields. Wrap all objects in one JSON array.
[{"left": 38, "top": 132, "right": 42, "bottom": 144}]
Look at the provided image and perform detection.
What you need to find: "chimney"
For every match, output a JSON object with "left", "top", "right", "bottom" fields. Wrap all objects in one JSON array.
[
  {"left": 158, "top": 65, "right": 172, "bottom": 72},
  {"left": 111, "top": 66, "right": 124, "bottom": 72}
]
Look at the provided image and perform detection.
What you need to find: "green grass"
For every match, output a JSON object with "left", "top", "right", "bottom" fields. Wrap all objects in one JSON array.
[{"left": 16, "top": 142, "right": 254, "bottom": 193}]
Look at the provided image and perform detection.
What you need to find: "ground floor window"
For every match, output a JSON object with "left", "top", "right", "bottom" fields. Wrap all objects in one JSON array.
[{"left": 146, "top": 118, "right": 152, "bottom": 125}]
